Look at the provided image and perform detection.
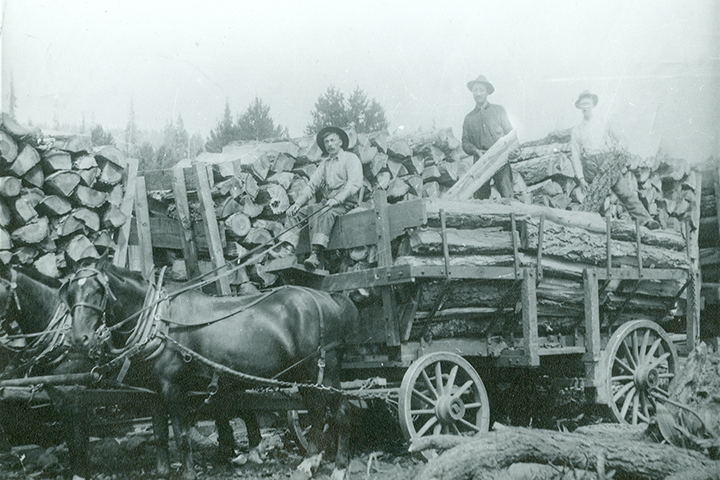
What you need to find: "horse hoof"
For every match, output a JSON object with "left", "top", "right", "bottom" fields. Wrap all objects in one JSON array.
[{"left": 330, "top": 468, "right": 348, "bottom": 480}]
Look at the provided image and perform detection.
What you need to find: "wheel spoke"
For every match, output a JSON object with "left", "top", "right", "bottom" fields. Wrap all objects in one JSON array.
[
  {"left": 464, "top": 402, "right": 484, "bottom": 410},
  {"left": 409, "top": 408, "right": 435, "bottom": 415},
  {"left": 435, "top": 362, "right": 444, "bottom": 395},
  {"left": 640, "top": 329, "right": 651, "bottom": 362},
  {"left": 458, "top": 417, "right": 482, "bottom": 432},
  {"left": 412, "top": 388, "right": 436, "bottom": 407},
  {"left": 445, "top": 365, "right": 459, "bottom": 392},
  {"left": 647, "top": 352, "right": 671, "bottom": 371},
  {"left": 658, "top": 372, "right": 675, "bottom": 380},
  {"left": 646, "top": 337, "right": 663, "bottom": 361},
  {"left": 415, "top": 415, "right": 438, "bottom": 437},
  {"left": 433, "top": 423, "right": 442, "bottom": 435},
  {"left": 620, "top": 341, "right": 637, "bottom": 370},
  {"left": 451, "top": 423, "right": 461, "bottom": 435},
  {"left": 631, "top": 392, "right": 639, "bottom": 424},
  {"left": 619, "top": 385, "right": 637, "bottom": 419},
  {"left": 613, "top": 356, "right": 634, "bottom": 376},
  {"left": 452, "top": 380, "right": 474, "bottom": 400},
  {"left": 641, "top": 391, "right": 651, "bottom": 419},
  {"left": 611, "top": 374, "right": 634, "bottom": 382},
  {"left": 421, "top": 370, "right": 439, "bottom": 400},
  {"left": 632, "top": 331, "right": 640, "bottom": 363},
  {"left": 613, "top": 379, "right": 635, "bottom": 403}
]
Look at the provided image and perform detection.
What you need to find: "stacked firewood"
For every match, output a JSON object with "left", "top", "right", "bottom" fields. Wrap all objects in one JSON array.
[{"left": 0, "top": 115, "right": 128, "bottom": 278}]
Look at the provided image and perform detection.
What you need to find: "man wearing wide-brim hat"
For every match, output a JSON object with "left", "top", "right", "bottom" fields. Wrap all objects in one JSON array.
[
  {"left": 461, "top": 74, "right": 517, "bottom": 199},
  {"left": 570, "top": 90, "right": 660, "bottom": 229},
  {"left": 278, "top": 126, "right": 363, "bottom": 270}
]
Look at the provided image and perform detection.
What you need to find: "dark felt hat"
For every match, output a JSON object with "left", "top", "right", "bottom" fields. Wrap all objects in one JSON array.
[
  {"left": 466, "top": 75, "right": 495, "bottom": 94},
  {"left": 575, "top": 90, "right": 599, "bottom": 108},
  {"left": 316, "top": 126, "right": 350, "bottom": 154}
]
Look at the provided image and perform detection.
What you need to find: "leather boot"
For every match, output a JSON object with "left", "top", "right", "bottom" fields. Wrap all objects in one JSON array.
[{"left": 304, "top": 245, "right": 324, "bottom": 270}]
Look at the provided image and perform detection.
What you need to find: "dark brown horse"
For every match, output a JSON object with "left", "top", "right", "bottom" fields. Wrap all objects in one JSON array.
[{"left": 61, "top": 255, "right": 358, "bottom": 480}]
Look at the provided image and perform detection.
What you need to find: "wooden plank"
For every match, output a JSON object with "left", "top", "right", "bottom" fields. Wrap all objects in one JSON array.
[
  {"left": 687, "top": 171, "right": 702, "bottom": 352},
  {"left": 374, "top": 190, "right": 400, "bottom": 346},
  {"left": 320, "top": 265, "right": 414, "bottom": 291},
  {"left": 141, "top": 166, "right": 197, "bottom": 191},
  {"left": 583, "top": 268, "right": 604, "bottom": 402},
  {"left": 134, "top": 176, "right": 153, "bottom": 278},
  {"left": 113, "top": 157, "right": 139, "bottom": 268},
  {"left": 194, "top": 163, "right": 231, "bottom": 295},
  {"left": 129, "top": 216, "right": 224, "bottom": 252},
  {"left": 172, "top": 166, "right": 200, "bottom": 280},
  {"left": 443, "top": 130, "right": 519, "bottom": 200},
  {"left": 521, "top": 268, "right": 539, "bottom": 366}
]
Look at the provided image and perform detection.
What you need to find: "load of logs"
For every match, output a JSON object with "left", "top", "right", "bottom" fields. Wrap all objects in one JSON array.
[{"left": 0, "top": 115, "right": 130, "bottom": 278}]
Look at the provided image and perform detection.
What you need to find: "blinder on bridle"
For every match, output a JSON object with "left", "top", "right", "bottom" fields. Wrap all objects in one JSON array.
[
  {"left": 60, "top": 267, "right": 117, "bottom": 316},
  {"left": 0, "top": 267, "right": 22, "bottom": 333}
]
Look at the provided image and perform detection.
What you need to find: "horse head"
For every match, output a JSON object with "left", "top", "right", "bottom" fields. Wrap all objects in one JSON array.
[{"left": 0, "top": 264, "right": 21, "bottom": 335}]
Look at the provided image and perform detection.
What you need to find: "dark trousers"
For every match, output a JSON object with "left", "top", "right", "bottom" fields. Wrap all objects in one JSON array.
[
  {"left": 280, "top": 202, "right": 352, "bottom": 248},
  {"left": 474, "top": 161, "right": 514, "bottom": 199}
]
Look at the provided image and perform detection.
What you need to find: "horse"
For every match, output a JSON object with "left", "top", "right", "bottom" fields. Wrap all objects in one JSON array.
[{"left": 61, "top": 254, "right": 358, "bottom": 480}]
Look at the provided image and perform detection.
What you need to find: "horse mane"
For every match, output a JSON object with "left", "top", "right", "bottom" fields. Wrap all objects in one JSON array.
[{"left": 12, "top": 265, "right": 63, "bottom": 289}]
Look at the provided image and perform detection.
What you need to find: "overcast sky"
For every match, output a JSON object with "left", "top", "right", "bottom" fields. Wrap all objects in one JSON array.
[{"left": 2, "top": 0, "right": 718, "bottom": 162}]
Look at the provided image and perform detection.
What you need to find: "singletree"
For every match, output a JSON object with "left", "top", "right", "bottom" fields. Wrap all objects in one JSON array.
[{"left": 306, "top": 85, "right": 389, "bottom": 135}]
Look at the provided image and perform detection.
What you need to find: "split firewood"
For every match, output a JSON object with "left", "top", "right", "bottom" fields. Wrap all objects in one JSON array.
[
  {"left": 74, "top": 154, "right": 98, "bottom": 170},
  {"left": 71, "top": 208, "right": 101, "bottom": 232},
  {"left": 376, "top": 171, "right": 392, "bottom": 190},
  {"left": 11, "top": 216, "right": 49, "bottom": 245},
  {"left": 94, "top": 146, "right": 126, "bottom": 186},
  {"left": 41, "top": 149, "right": 73, "bottom": 172},
  {"left": 13, "top": 246, "right": 39, "bottom": 264},
  {"left": 387, "top": 177, "right": 410, "bottom": 200},
  {"left": 0, "top": 176, "right": 21, "bottom": 197},
  {"left": 36, "top": 195, "right": 72, "bottom": 217},
  {"left": 271, "top": 152, "right": 295, "bottom": 172},
  {"left": 33, "top": 252, "right": 61, "bottom": 278},
  {"left": 256, "top": 183, "right": 289, "bottom": 215},
  {"left": 0, "top": 200, "right": 12, "bottom": 227},
  {"left": 358, "top": 143, "right": 378, "bottom": 164},
  {"left": 405, "top": 175, "right": 423, "bottom": 198},
  {"left": 215, "top": 177, "right": 244, "bottom": 199},
  {"left": 65, "top": 234, "right": 99, "bottom": 262},
  {"left": 217, "top": 197, "right": 243, "bottom": 219},
  {"left": 92, "top": 230, "right": 115, "bottom": 251},
  {"left": 11, "top": 197, "right": 38, "bottom": 225},
  {"left": 225, "top": 212, "right": 251, "bottom": 238},
  {"left": 73, "top": 185, "right": 108, "bottom": 209},
  {"left": 371, "top": 152, "right": 389, "bottom": 177},
  {"left": 512, "top": 152, "right": 574, "bottom": 185},
  {"left": 44, "top": 171, "right": 82, "bottom": 198},
  {"left": 0, "top": 130, "right": 18, "bottom": 165},
  {"left": 102, "top": 205, "right": 127, "bottom": 229},
  {"left": 9, "top": 144, "right": 41, "bottom": 178},
  {"left": 435, "top": 162, "right": 458, "bottom": 186},
  {"left": 512, "top": 142, "right": 570, "bottom": 163},
  {"left": 241, "top": 197, "right": 264, "bottom": 218},
  {"left": 244, "top": 227, "right": 273, "bottom": 247},
  {"left": 388, "top": 139, "right": 412, "bottom": 158},
  {"left": 22, "top": 164, "right": 45, "bottom": 188},
  {"left": 267, "top": 171, "right": 294, "bottom": 190},
  {"left": 62, "top": 215, "right": 86, "bottom": 237},
  {"left": 0, "top": 228, "right": 12, "bottom": 250},
  {"left": 77, "top": 167, "right": 100, "bottom": 187}
]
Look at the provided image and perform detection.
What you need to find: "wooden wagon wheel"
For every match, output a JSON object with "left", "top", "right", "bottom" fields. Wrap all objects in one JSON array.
[
  {"left": 287, "top": 409, "right": 311, "bottom": 454},
  {"left": 604, "top": 320, "right": 678, "bottom": 425},
  {"left": 398, "top": 352, "right": 490, "bottom": 458}
]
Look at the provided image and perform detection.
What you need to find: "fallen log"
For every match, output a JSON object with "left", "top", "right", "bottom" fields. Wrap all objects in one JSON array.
[
  {"left": 512, "top": 152, "right": 574, "bottom": 185},
  {"left": 411, "top": 425, "right": 718, "bottom": 480}
]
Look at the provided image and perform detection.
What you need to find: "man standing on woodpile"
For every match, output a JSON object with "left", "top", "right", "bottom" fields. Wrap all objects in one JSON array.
[
  {"left": 278, "top": 126, "right": 363, "bottom": 270},
  {"left": 570, "top": 90, "right": 660, "bottom": 229},
  {"left": 462, "top": 74, "right": 518, "bottom": 199}
]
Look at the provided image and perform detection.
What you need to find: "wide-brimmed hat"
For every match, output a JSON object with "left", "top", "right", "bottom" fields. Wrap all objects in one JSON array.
[
  {"left": 316, "top": 126, "right": 350, "bottom": 154},
  {"left": 575, "top": 90, "right": 599, "bottom": 108},
  {"left": 466, "top": 75, "right": 495, "bottom": 94}
]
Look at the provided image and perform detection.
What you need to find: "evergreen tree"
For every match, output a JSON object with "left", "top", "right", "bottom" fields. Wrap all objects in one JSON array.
[
  {"left": 237, "top": 97, "right": 285, "bottom": 141},
  {"left": 125, "top": 97, "right": 139, "bottom": 157},
  {"left": 90, "top": 124, "right": 115, "bottom": 146},
  {"left": 206, "top": 99, "right": 240, "bottom": 152},
  {"left": 306, "top": 85, "right": 389, "bottom": 135},
  {"left": 8, "top": 74, "right": 17, "bottom": 119}
]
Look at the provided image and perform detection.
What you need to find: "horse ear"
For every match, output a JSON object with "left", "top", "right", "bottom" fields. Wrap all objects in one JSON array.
[
  {"left": 64, "top": 251, "right": 79, "bottom": 273},
  {"left": 97, "top": 249, "right": 111, "bottom": 270}
]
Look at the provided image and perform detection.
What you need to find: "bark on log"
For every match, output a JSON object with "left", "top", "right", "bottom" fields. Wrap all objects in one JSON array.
[
  {"left": 11, "top": 197, "right": 38, "bottom": 225},
  {"left": 217, "top": 197, "right": 242, "bottom": 219},
  {"left": 44, "top": 171, "right": 82, "bottom": 198},
  {"left": 512, "top": 152, "right": 574, "bottom": 185},
  {"left": 22, "top": 164, "right": 45, "bottom": 188},
  {"left": 225, "top": 212, "right": 251, "bottom": 238},
  {"left": 0, "top": 199, "right": 12, "bottom": 227},
  {"left": 0, "top": 131, "right": 18, "bottom": 165},
  {"left": 74, "top": 154, "right": 97, "bottom": 170},
  {"left": 73, "top": 185, "right": 108, "bottom": 209},
  {"left": 10, "top": 144, "right": 41, "bottom": 177},
  {"left": 71, "top": 208, "right": 100, "bottom": 232},
  {"left": 387, "top": 177, "right": 410, "bottom": 200},
  {"left": 11, "top": 217, "right": 49, "bottom": 245},
  {"left": 36, "top": 195, "right": 72, "bottom": 217},
  {"left": 513, "top": 142, "right": 570, "bottom": 163},
  {"left": 0, "top": 176, "right": 21, "bottom": 197},
  {"left": 244, "top": 227, "right": 272, "bottom": 246},
  {"left": 411, "top": 426, "right": 718, "bottom": 480},
  {"left": 42, "top": 149, "right": 73, "bottom": 172},
  {"left": 408, "top": 227, "right": 513, "bottom": 256},
  {"left": 77, "top": 167, "right": 99, "bottom": 187}
]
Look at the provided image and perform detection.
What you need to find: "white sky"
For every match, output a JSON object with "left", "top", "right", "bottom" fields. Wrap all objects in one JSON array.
[{"left": 2, "top": 0, "right": 719, "bottom": 162}]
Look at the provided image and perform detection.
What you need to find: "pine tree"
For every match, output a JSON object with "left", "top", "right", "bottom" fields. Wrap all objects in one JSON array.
[
  {"left": 237, "top": 97, "right": 285, "bottom": 141},
  {"left": 206, "top": 99, "right": 240, "bottom": 152},
  {"left": 125, "top": 97, "right": 139, "bottom": 157},
  {"left": 306, "top": 86, "right": 389, "bottom": 135}
]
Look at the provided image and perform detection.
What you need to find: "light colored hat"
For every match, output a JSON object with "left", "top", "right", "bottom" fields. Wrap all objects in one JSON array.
[
  {"left": 466, "top": 75, "right": 495, "bottom": 94},
  {"left": 575, "top": 90, "right": 599, "bottom": 108}
]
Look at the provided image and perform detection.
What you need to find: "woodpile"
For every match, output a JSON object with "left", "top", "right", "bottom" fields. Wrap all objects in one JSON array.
[
  {"left": 696, "top": 156, "right": 720, "bottom": 334},
  {"left": 0, "top": 115, "right": 131, "bottom": 278}
]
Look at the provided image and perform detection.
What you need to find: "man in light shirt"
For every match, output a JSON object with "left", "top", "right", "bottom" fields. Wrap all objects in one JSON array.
[
  {"left": 280, "top": 126, "right": 363, "bottom": 270},
  {"left": 570, "top": 91, "right": 659, "bottom": 229}
]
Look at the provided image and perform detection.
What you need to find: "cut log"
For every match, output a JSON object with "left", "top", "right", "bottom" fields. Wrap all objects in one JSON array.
[
  {"left": 267, "top": 171, "right": 294, "bottom": 190},
  {"left": 0, "top": 176, "right": 21, "bottom": 197},
  {"left": 74, "top": 154, "right": 98, "bottom": 170},
  {"left": 10, "top": 144, "right": 41, "bottom": 177},
  {"left": 411, "top": 426, "right": 717, "bottom": 480},
  {"left": 358, "top": 144, "right": 377, "bottom": 164},
  {"left": 61, "top": 215, "right": 85, "bottom": 237},
  {"left": 371, "top": 152, "right": 389, "bottom": 177},
  {"left": 35, "top": 195, "right": 71, "bottom": 217},
  {"left": 387, "top": 177, "right": 410, "bottom": 200},
  {"left": 44, "top": 171, "right": 82, "bottom": 198},
  {"left": 96, "top": 157, "right": 124, "bottom": 186},
  {"left": 102, "top": 204, "right": 127, "bottom": 229},
  {"left": 403, "top": 155, "right": 424, "bottom": 175},
  {"left": 256, "top": 184, "right": 289, "bottom": 215},
  {"left": 376, "top": 171, "right": 391, "bottom": 190},
  {"left": 242, "top": 197, "right": 264, "bottom": 218},
  {"left": 73, "top": 185, "right": 108, "bottom": 208},
  {"left": 41, "top": 149, "right": 73, "bottom": 172},
  {"left": 94, "top": 145, "right": 125, "bottom": 167},
  {"left": 0, "top": 199, "right": 12, "bottom": 227},
  {"left": 513, "top": 142, "right": 570, "bottom": 162},
  {"left": 34, "top": 253, "right": 60, "bottom": 278},
  {"left": 253, "top": 219, "right": 283, "bottom": 237},
  {"left": 217, "top": 197, "right": 243, "bottom": 219},
  {"left": 224, "top": 213, "right": 251, "bottom": 238},
  {"left": 388, "top": 140, "right": 412, "bottom": 158},
  {"left": 422, "top": 165, "right": 441, "bottom": 183},
  {"left": 0, "top": 228, "right": 12, "bottom": 250},
  {"left": 12, "top": 246, "right": 39, "bottom": 264},
  {"left": 77, "top": 167, "right": 100, "bottom": 187},
  {"left": 0, "top": 130, "right": 18, "bottom": 165},
  {"left": 11, "top": 197, "right": 38, "bottom": 225},
  {"left": 92, "top": 230, "right": 115, "bottom": 251},
  {"left": 22, "top": 164, "right": 45, "bottom": 188},
  {"left": 65, "top": 234, "right": 99, "bottom": 262},
  {"left": 443, "top": 130, "right": 519, "bottom": 200},
  {"left": 71, "top": 208, "right": 101, "bottom": 232},
  {"left": 57, "top": 135, "right": 93, "bottom": 153},
  {"left": 244, "top": 227, "right": 272, "bottom": 246},
  {"left": 1, "top": 113, "right": 32, "bottom": 138},
  {"left": 435, "top": 162, "right": 458, "bottom": 186},
  {"left": 405, "top": 175, "right": 423, "bottom": 198},
  {"left": 11, "top": 217, "right": 49, "bottom": 244},
  {"left": 512, "top": 152, "right": 574, "bottom": 185},
  {"left": 271, "top": 153, "right": 295, "bottom": 172},
  {"left": 215, "top": 177, "right": 243, "bottom": 198}
]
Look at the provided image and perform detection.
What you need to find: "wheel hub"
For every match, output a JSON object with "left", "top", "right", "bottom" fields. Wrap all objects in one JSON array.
[
  {"left": 634, "top": 364, "right": 660, "bottom": 390},
  {"left": 435, "top": 395, "right": 465, "bottom": 424}
]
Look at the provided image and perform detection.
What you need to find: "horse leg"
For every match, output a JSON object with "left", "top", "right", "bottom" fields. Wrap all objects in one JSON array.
[
  {"left": 166, "top": 390, "right": 196, "bottom": 480},
  {"left": 295, "top": 387, "right": 327, "bottom": 477},
  {"left": 151, "top": 400, "right": 171, "bottom": 479},
  {"left": 240, "top": 410, "right": 264, "bottom": 464},
  {"left": 328, "top": 394, "right": 352, "bottom": 480},
  {"left": 214, "top": 410, "right": 236, "bottom": 460}
]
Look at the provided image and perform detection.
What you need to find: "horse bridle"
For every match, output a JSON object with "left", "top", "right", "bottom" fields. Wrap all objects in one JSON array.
[
  {"left": 0, "top": 268, "right": 22, "bottom": 335},
  {"left": 61, "top": 267, "right": 117, "bottom": 316}
]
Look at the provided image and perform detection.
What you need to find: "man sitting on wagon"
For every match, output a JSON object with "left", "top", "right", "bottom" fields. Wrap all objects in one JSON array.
[{"left": 277, "top": 126, "right": 363, "bottom": 271}]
